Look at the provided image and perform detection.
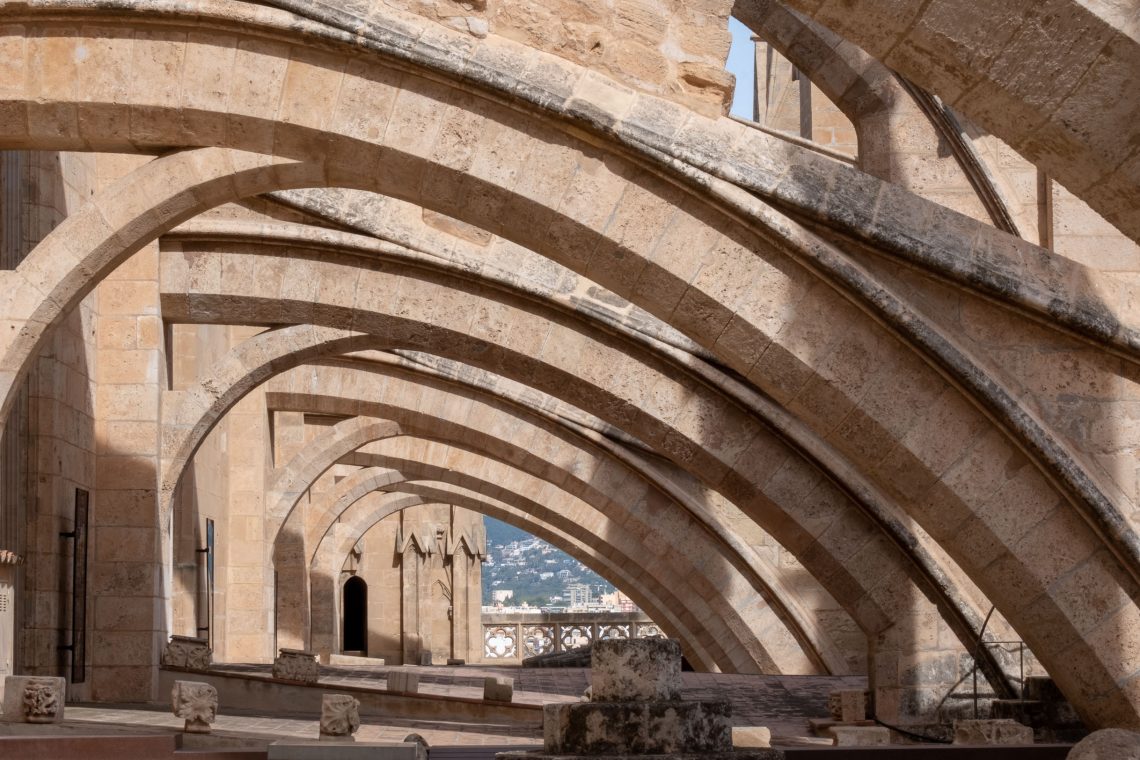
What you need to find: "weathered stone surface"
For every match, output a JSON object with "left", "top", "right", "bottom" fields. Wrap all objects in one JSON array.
[
  {"left": 484, "top": 676, "right": 514, "bottom": 702},
  {"left": 274, "top": 649, "right": 319, "bottom": 684},
  {"left": 328, "top": 654, "right": 386, "bottom": 667},
  {"left": 319, "top": 693, "right": 360, "bottom": 740},
  {"left": 827, "top": 689, "right": 867, "bottom": 722},
  {"left": 171, "top": 680, "right": 218, "bottom": 733},
  {"left": 387, "top": 671, "right": 420, "bottom": 693},
  {"left": 543, "top": 699, "right": 732, "bottom": 755},
  {"left": 732, "top": 726, "right": 772, "bottom": 748},
  {"left": 1068, "top": 729, "right": 1140, "bottom": 759},
  {"left": 403, "top": 733, "right": 429, "bottom": 760},
  {"left": 953, "top": 718, "right": 1034, "bottom": 745},
  {"left": 828, "top": 725, "right": 891, "bottom": 746},
  {"left": 162, "top": 635, "right": 212, "bottom": 671},
  {"left": 590, "top": 638, "right": 681, "bottom": 702},
  {"left": 3, "top": 676, "right": 65, "bottom": 724}
]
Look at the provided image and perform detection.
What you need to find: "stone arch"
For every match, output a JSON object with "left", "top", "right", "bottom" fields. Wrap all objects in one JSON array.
[
  {"left": 154, "top": 225, "right": 991, "bottom": 687},
  {"left": 4, "top": 13, "right": 1131, "bottom": 595},
  {"left": 770, "top": 0, "right": 1140, "bottom": 243},
  {"left": 161, "top": 320, "right": 863, "bottom": 675},
  {"left": 162, "top": 243, "right": 1140, "bottom": 724},
  {"left": 731, "top": 0, "right": 1020, "bottom": 233},
  {"left": 285, "top": 437, "right": 770, "bottom": 673},
  {"left": 0, "top": 10, "right": 1130, "bottom": 724},
  {"left": 160, "top": 279, "right": 971, "bottom": 665},
  {"left": 303, "top": 485, "right": 705, "bottom": 664}
]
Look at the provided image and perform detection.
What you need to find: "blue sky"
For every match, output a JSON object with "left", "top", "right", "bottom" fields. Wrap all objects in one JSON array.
[{"left": 726, "top": 17, "right": 756, "bottom": 120}]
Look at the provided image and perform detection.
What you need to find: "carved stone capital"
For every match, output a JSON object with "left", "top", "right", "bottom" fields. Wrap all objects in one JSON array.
[
  {"left": 319, "top": 693, "right": 360, "bottom": 740},
  {"left": 273, "top": 648, "right": 319, "bottom": 683},
  {"left": 171, "top": 680, "right": 218, "bottom": 733},
  {"left": 162, "top": 635, "right": 212, "bottom": 671}
]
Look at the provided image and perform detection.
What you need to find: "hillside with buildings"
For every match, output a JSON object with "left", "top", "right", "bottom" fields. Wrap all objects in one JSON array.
[{"left": 481, "top": 517, "right": 635, "bottom": 611}]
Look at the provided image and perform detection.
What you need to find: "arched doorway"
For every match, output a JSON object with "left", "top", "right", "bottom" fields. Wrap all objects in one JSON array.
[{"left": 342, "top": 576, "right": 368, "bottom": 655}]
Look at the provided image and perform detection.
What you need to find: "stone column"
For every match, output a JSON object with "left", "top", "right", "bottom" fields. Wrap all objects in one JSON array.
[
  {"left": 399, "top": 522, "right": 425, "bottom": 666},
  {"left": 0, "top": 552, "right": 19, "bottom": 682},
  {"left": 91, "top": 240, "right": 167, "bottom": 703},
  {"left": 448, "top": 506, "right": 485, "bottom": 664}
]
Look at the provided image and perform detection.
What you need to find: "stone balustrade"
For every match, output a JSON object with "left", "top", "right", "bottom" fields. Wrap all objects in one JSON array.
[{"left": 481, "top": 612, "right": 661, "bottom": 661}]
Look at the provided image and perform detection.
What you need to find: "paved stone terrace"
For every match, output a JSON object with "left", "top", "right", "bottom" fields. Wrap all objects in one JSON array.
[{"left": 52, "top": 665, "right": 866, "bottom": 747}]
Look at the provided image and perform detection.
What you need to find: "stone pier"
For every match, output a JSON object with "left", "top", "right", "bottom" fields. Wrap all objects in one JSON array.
[{"left": 497, "top": 638, "right": 780, "bottom": 760}]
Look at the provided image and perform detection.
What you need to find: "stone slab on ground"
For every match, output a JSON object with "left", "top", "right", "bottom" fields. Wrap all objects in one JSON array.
[
  {"left": 827, "top": 725, "right": 890, "bottom": 746},
  {"left": 954, "top": 718, "right": 1034, "bottom": 745},
  {"left": 328, "top": 654, "right": 386, "bottom": 667},
  {"left": 270, "top": 740, "right": 420, "bottom": 759},
  {"left": 807, "top": 717, "right": 876, "bottom": 736}
]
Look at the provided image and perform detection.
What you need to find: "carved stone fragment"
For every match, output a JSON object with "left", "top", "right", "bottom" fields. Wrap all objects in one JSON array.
[
  {"left": 2, "top": 676, "right": 65, "bottom": 724},
  {"left": 319, "top": 693, "right": 360, "bottom": 741},
  {"left": 171, "top": 680, "right": 218, "bottom": 733},
  {"left": 273, "top": 648, "right": 319, "bottom": 683},
  {"left": 21, "top": 677, "right": 63, "bottom": 723},
  {"left": 162, "top": 635, "right": 212, "bottom": 671}
]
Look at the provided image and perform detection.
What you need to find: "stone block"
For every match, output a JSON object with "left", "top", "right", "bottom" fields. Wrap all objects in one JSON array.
[
  {"left": 827, "top": 689, "right": 867, "bottom": 722},
  {"left": 953, "top": 718, "right": 1034, "bottom": 745},
  {"left": 417, "top": 652, "right": 432, "bottom": 666},
  {"left": 446, "top": 658, "right": 465, "bottom": 666},
  {"left": 274, "top": 649, "right": 319, "bottom": 684},
  {"left": 1068, "top": 728, "right": 1140, "bottom": 759},
  {"left": 161, "top": 635, "right": 212, "bottom": 670},
  {"left": 483, "top": 676, "right": 513, "bottom": 702},
  {"left": 590, "top": 638, "right": 681, "bottom": 702},
  {"left": 319, "top": 693, "right": 360, "bottom": 741},
  {"left": 170, "top": 680, "right": 217, "bottom": 733},
  {"left": 732, "top": 726, "right": 771, "bottom": 747},
  {"left": 543, "top": 699, "right": 732, "bottom": 754},
  {"left": 828, "top": 725, "right": 891, "bottom": 746},
  {"left": 2, "top": 676, "right": 65, "bottom": 723},
  {"left": 387, "top": 671, "right": 420, "bottom": 693}
]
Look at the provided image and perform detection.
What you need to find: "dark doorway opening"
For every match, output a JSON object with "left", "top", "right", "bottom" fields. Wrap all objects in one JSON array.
[{"left": 342, "top": 575, "right": 368, "bottom": 655}]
